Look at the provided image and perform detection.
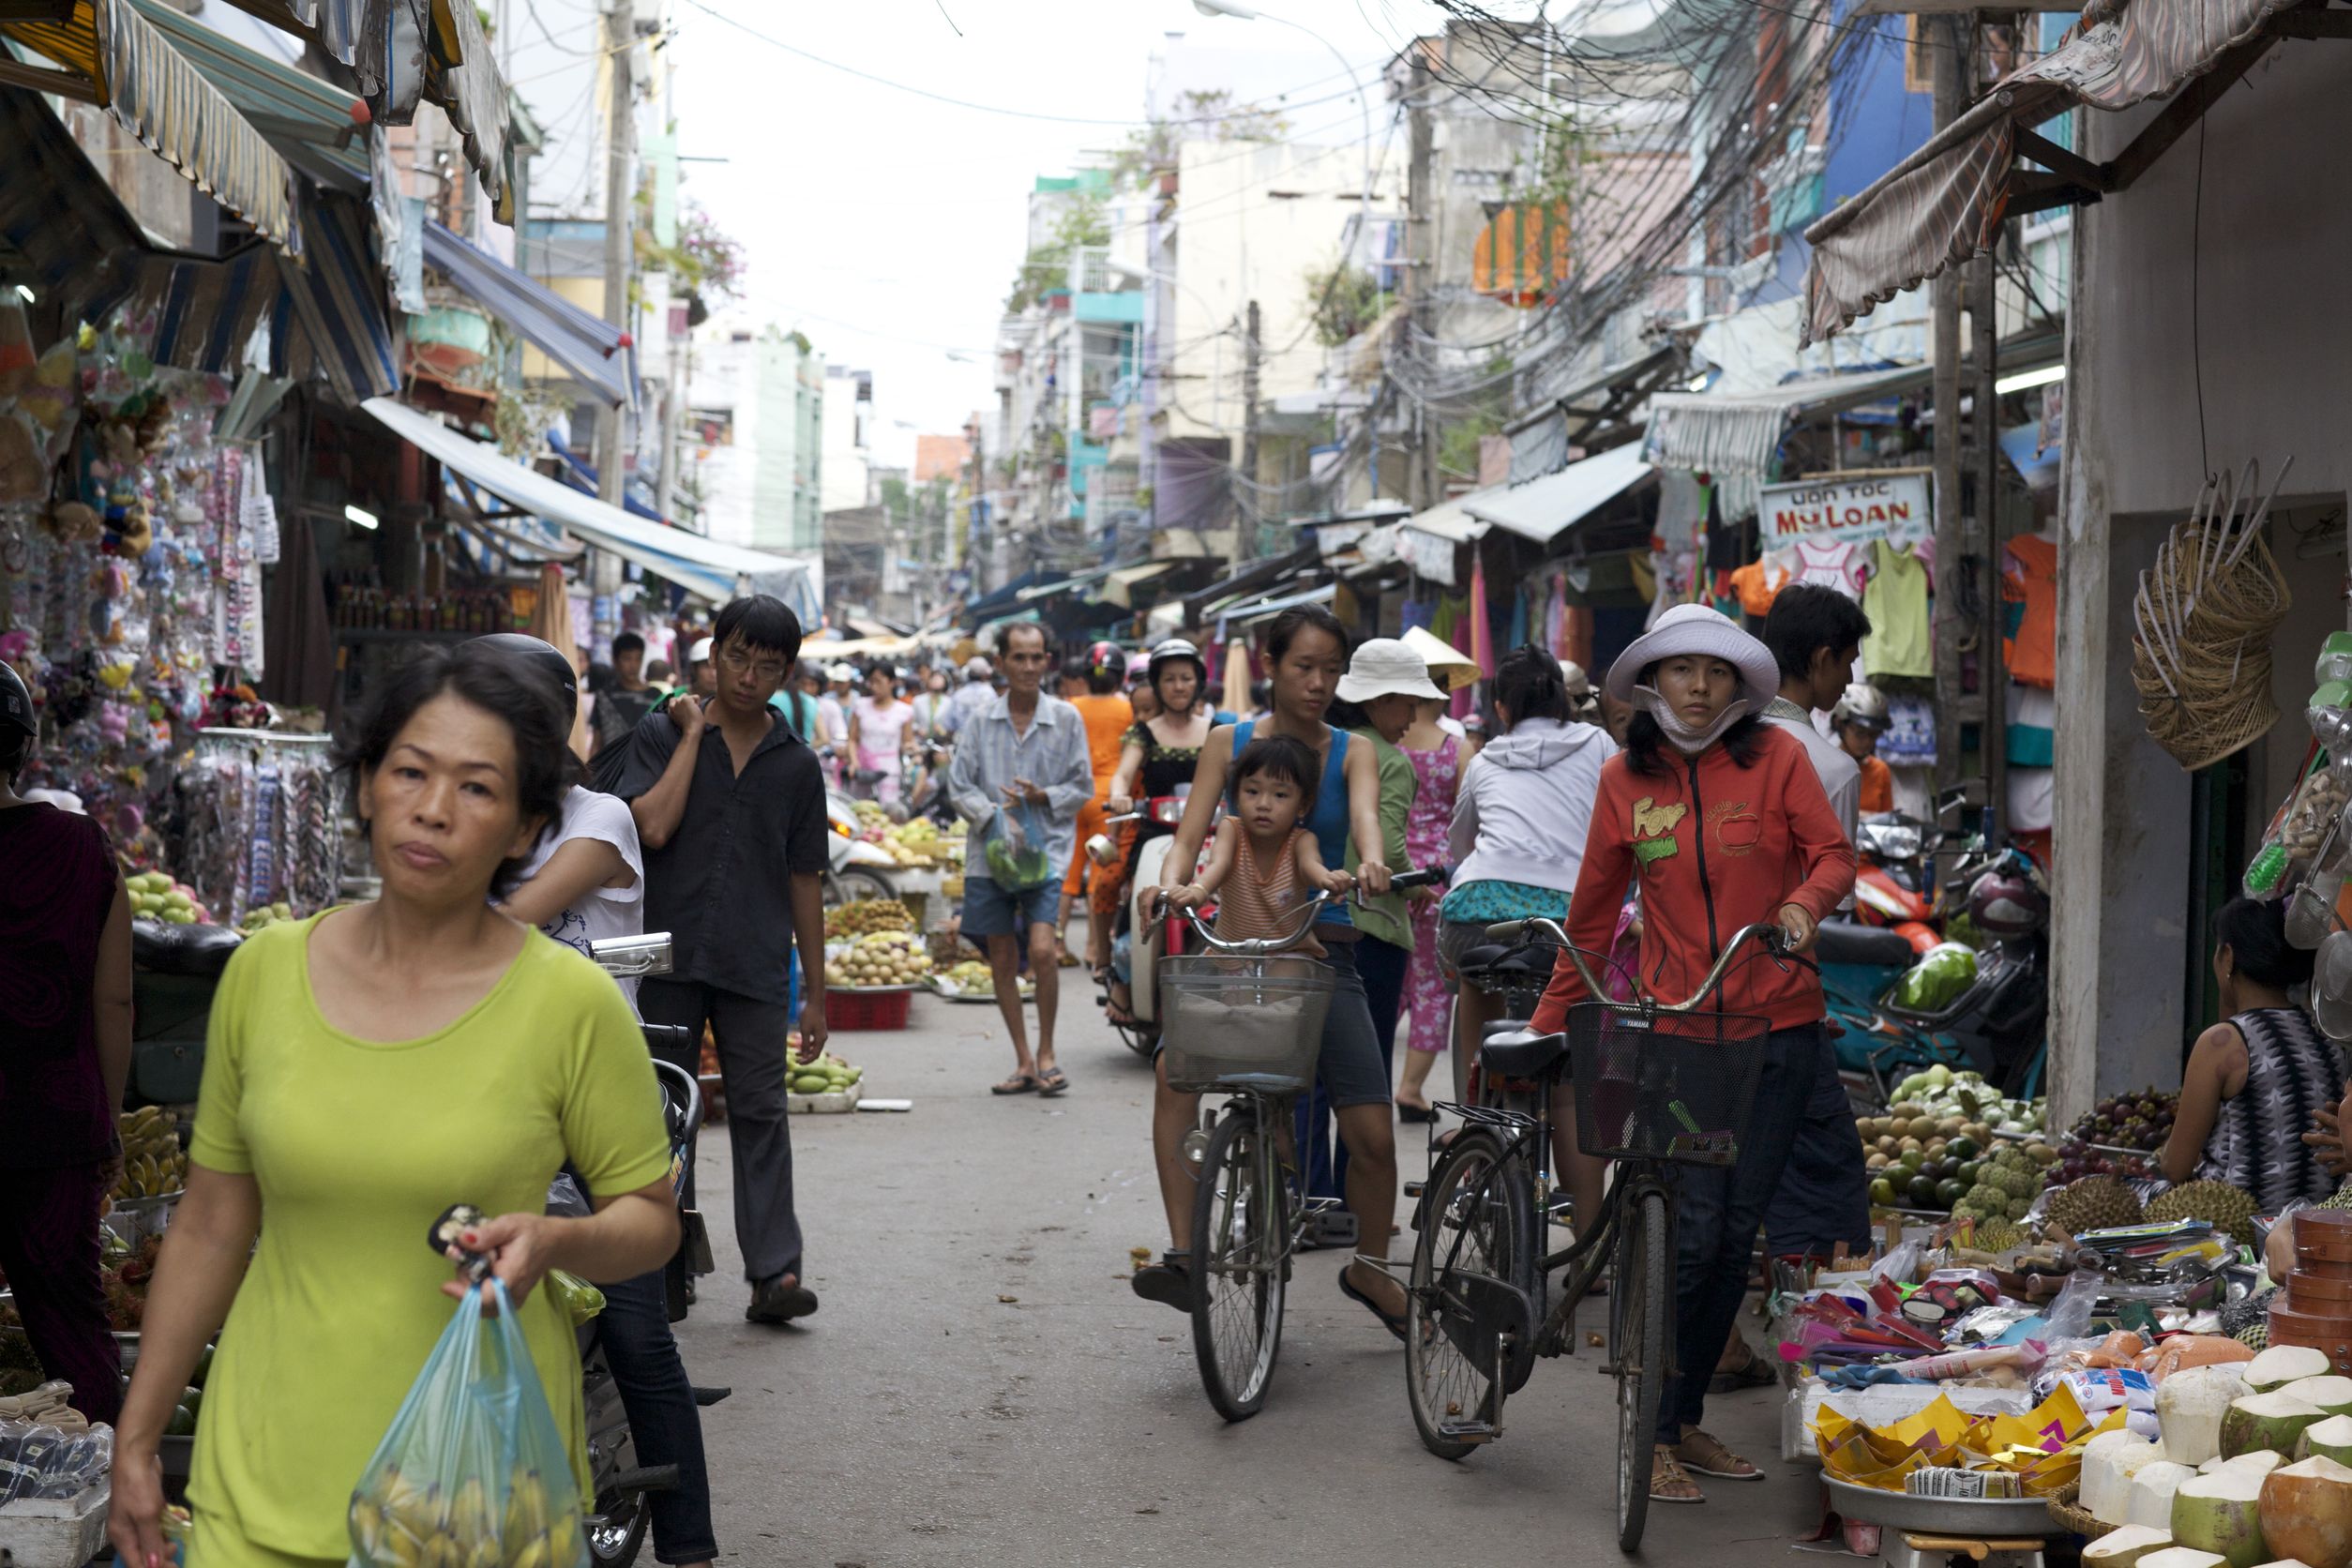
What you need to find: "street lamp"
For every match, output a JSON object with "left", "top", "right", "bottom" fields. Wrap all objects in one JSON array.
[{"left": 1188, "top": 0, "right": 1375, "bottom": 240}]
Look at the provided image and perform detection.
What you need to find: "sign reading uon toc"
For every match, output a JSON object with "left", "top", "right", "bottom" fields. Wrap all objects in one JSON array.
[{"left": 1758, "top": 472, "right": 1931, "bottom": 550}]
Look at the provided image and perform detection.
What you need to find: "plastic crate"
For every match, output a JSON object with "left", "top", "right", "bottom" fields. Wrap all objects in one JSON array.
[
  {"left": 0, "top": 1485, "right": 110, "bottom": 1568},
  {"left": 831, "top": 986, "right": 914, "bottom": 1030}
]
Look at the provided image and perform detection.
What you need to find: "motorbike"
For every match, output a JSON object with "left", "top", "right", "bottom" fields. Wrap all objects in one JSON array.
[
  {"left": 127, "top": 919, "right": 244, "bottom": 1106},
  {"left": 820, "top": 782, "right": 898, "bottom": 907},
  {"left": 1097, "top": 790, "right": 1196, "bottom": 1059}
]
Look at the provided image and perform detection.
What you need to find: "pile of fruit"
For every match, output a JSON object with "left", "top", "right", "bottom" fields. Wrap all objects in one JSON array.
[
  {"left": 825, "top": 930, "right": 930, "bottom": 988},
  {"left": 236, "top": 900, "right": 294, "bottom": 933},
  {"left": 99, "top": 1231, "right": 163, "bottom": 1333},
  {"left": 1859, "top": 1097, "right": 2058, "bottom": 1215},
  {"left": 2066, "top": 1087, "right": 2179, "bottom": 1152},
  {"left": 1883, "top": 1063, "right": 2048, "bottom": 1138},
  {"left": 126, "top": 868, "right": 211, "bottom": 925},
  {"left": 824, "top": 897, "right": 912, "bottom": 940},
  {"left": 2044, "top": 1173, "right": 2147, "bottom": 1234},
  {"left": 2043, "top": 1140, "right": 2156, "bottom": 1186},
  {"left": 112, "top": 1107, "right": 187, "bottom": 1201},
  {"left": 2146, "top": 1177, "right": 2260, "bottom": 1244},
  {"left": 789, "top": 1052, "right": 863, "bottom": 1099},
  {"left": 348, "top": 1464, "right": 576, "bottom": 1568},
  {"left": 934, "top": 958, "right": 1033, "bottom": 998},
  {"left": 880, "top": 818, "right": 947, "bottom": 867},
  {"left": 851, "top": 801, "right": 891, "bottom": 837}
]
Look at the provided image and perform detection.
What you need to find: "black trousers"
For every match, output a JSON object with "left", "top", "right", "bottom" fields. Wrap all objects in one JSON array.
[{"left": 638, "top": 980, "right": 805, "bottom": 1284}]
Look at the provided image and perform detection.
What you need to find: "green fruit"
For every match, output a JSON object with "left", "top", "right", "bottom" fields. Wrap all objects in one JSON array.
[
  {"left": 1899, "top": 1149, "right": 1925, "bottom": 1171},
  {"left": 1957, "top": 1161, "right": 1983, "bottom": 1187},
  {"left": 166, "top": 1404, "right": 197, "bottom": 1437},
  {"left": 791, "top": 1075, "right": 829, "bottom": 1095},
  {"left": 1907, "top": 1175, "right": 1939, "bottom": 1208},
  {"left": 1937, "top": 1178, "right": 1965, "bottom": 1206},
  {"left": 1948, "top": 1137, "right": 1980, "bottom": 1162},
  {"left": 192, "top": 1343, "right": 215, "bottom": 1386},
  {"left": 1870, "top": 1178, "right": 1896, "bottom": 1206}
]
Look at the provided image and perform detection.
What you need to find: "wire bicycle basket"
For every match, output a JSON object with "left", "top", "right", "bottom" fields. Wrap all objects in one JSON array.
[
  {"left": 1158, "top": 953, "right": 1334, "bottom": 1093},
  {"left": 1564, "top": 1003, "right": 1769, "bottom": 1168}
]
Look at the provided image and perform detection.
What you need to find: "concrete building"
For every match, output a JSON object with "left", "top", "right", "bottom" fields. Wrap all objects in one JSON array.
[
  {"left": 822, "top": 367, "right": 874, "bottom": 513},
  {"left": 686, "top": 324, "right": 823, "bottom": 552}
]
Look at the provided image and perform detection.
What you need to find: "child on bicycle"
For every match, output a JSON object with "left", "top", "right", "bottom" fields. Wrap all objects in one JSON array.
[{"left": 1164, "top": 733, "right": 1356, "bottom": 950}]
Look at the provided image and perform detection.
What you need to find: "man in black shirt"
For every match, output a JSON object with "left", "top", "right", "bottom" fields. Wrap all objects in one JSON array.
[
  {"left": 601, "top": 630, "right": 662, "bottom": 735},
  {"left": 615, "top": 595, "right": 832, "bottom": 1324}
]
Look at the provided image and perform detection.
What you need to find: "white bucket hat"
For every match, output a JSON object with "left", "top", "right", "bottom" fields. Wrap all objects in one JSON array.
[
  {"left": 1603, "top": 604, "right": 1780, "bottom": 709},
  {"left": 1335, "top": 637, "right": 1446, "bottom": 703},
  {"left": 686, "top": 637, "right": 713, "bottom": 663}
]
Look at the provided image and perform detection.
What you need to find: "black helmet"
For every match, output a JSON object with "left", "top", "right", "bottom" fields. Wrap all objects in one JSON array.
[
  {"left": 1147, "top": 637, "right": 1208, "bottom": 695},
  {"left": 0, "top": 659, "right": 33, "bottom": 739},
  {"left": 469, "top": 632, "right": 578, "bottom": 725}
]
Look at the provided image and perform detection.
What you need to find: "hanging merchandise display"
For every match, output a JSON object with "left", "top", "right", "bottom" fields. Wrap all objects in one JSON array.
[
  {"left": 2004, "top": 530, "right": 2061, "bottom": 690},
  {"left": 175, "top": 730, "right": 343, "bottom": 930},
  {"left": 2133, "top": 460, "right": 2293, "bottom": 772},
  {"left": 1863, "top": 536, "right": 1935, "bottom": 679}
]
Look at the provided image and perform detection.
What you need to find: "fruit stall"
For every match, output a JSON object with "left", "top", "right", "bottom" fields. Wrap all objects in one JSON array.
[{"left": 821, "top": 899, "right": 932, "bottom": 1030}]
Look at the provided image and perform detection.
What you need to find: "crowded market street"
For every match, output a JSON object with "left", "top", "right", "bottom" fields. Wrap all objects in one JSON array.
[{"left": 684, "top": 962, "right": 1812, "bottom": 1568}]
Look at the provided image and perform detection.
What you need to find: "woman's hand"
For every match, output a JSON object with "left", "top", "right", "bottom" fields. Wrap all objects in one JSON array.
[
  {"left": 1310, "top": 867, "right": 1358, "bottom": 899},
  {"left": 1108, "top": 793, "right": 1134, "bottom": 816},
  {"left": 1356, "top": 860, "right": 1392, "bottom": 897},
  {"left": 107, "top": 1445, "right": 172, "bottom": 1568},
  {"left": 443, "top": 1212, "right": 563, "bottom": 1312},
  {"left": 2306, "top": 1101, "right": 2351, "bottom": 1177},
  {"left": 1775, "top": 902, "right": 1818, "bottom": 956}
]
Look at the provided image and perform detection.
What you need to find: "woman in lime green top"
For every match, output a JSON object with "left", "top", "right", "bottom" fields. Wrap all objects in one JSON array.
[{"left": 108, "top": 644, "right": 679, "bottom": 1568}]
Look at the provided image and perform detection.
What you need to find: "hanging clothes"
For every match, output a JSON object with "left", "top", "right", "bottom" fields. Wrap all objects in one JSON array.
[
  {"left": 2001, "top": 534, "right": 2058, "bottom": 688},
  {"left": 1880, "top": 695, "right": 1937, "bottom": 766},
  {"left": 2008, "top": 684, "right": 2055, "bottom": 769},
  {"left": 1729, "top": 555, "right": 1791, "bottom": 619},
  {"left": 1469, "top": 553, "right": 1494, "bottom": 677},
  {"left": 1861, "top": 538, "right": 1933, "bottom": 679},
  {"left": 1789, "top": 535, "right": 1866, "bottom": 600}
]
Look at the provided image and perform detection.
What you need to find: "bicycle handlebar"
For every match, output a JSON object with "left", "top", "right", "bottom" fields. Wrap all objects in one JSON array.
[
  {"left": 1153, "top": 866, "right": 1445, "bottom": 957},
  {"left": 1484, "top": 917, "right": 1789, "bottom": 1016}
]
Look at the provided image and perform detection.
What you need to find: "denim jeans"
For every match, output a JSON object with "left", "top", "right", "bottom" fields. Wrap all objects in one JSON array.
[
  {"left": 597, "top": 1268, "right": 717, "bottom": 1564},
  {"left": 1761, "top": 1027, "right": 1874, "bottom": 1260},
  {"left": 1658, "top": 1022, "right": 1822, "bottom": 1442}
]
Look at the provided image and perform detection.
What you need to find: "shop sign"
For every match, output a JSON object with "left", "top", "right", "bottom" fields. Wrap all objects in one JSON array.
[{"left": 1758, "top": 472, "right": 1931, "bottom": 549}]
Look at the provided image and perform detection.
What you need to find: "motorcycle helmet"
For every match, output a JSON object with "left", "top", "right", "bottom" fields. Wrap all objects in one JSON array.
[
  {"left": 469, "top": 632, "right": 578, "bottom": 725},
  {"left": 1968, "top": 865, "right": 2049, "bottom": 940},
  {"left": 1124, "top": 654, "right": 1152, "bottom": 685},
  {"left": 1147, "top": 638, "right": 1208, "bottom": 693},
  {"left": 1084, "top": 641, "right": 1124, "bottom": 686},
  {"left": 1832, "top": 683, "right": 1891, "bottom": 732},
  {"left": 0, "top": 658, "right": 33, "bottom": 740}
]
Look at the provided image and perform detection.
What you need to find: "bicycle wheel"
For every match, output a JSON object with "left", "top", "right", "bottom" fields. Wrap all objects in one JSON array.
[
  {"left": 1406, "top": 1128, "right": 1538, "bottom": 1460},
  {"left": 1613, "top": 1185, "right": 1669, "bottom": 1552},
  {"left": 1188, "top": 1103, "right": 1289, "bottom": 1421}
]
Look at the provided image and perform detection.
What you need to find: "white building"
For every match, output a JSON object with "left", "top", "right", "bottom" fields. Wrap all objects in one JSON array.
[
  {"left": 822, "top": 367, "right": 875, "bottom": 512},
  {"left": 686, "top": 323, "right": 823, "bottom": 553}
]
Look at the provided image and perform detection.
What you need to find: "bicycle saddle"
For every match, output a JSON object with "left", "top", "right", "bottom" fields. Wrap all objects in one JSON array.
[
  {"left": 1456, "top": 942, "right": 1548, "bottom": 974},
  {"left": 131, "top": 919, "right": 243, "bottom": 976},
  {"left": 1813, "top": 919, "right": 1917, "bottom": 969},
  {"left": 1480, "top": 1028, "right": 1568, "bottom": 1079}
]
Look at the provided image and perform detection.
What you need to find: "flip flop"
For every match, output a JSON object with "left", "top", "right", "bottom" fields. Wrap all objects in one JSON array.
[
  {"left": 1395, "top": 1101, "right": 1439, "bottom": 1124},
  {"left": 1338, "top": 1269, "right": 1409, "bottom": 1344},
  {"left": 991, "top": 1073, "right": 1039, "bottom": 1095},
  {"left": 1036, "top": 1065, "right": 1071, "bottom": 1096}
]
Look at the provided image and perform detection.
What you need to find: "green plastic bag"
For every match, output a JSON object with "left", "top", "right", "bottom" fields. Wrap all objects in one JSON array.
[
  {"left": 1897, "top": 942, "right": 1979, "bottom": 1014},
  {"left": 983, "top": 803, "right": 1052, "bottom": 891}
]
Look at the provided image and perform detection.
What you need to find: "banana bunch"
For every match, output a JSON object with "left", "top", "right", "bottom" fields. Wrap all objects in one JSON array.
[
  {"left": 113, "top": 1107, "right": 188, "bottom": 1199},
  {"left": 349, "top": 1467, "right": 576, "bottom": 1568}
]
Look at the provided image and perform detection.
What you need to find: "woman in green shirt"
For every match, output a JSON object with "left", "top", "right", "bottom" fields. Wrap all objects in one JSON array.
[{"left": 109, "top": 643, "right": 678, "bottom": 1568}]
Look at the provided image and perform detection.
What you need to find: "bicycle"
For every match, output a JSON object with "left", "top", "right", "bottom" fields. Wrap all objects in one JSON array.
[
  {"left": 1400, "top": 919, "right": 1790, "bottom": 1551},
  {"left": 1156, "top": 868, "right": 1442, "bottom": 1422}
]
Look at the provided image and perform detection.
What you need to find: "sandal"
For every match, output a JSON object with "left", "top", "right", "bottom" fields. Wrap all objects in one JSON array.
[
  {"left": 1395, "top": 1098, "right": 1439, "bottom": 1124},
  {"left": 990, "top": 1073, "right": 1039, "bottom": 1095},
  {"left": 1673, "top": 1428, "right": 1762, "bottom": 1481},
  {"left": 1131, "top": 1252, "right": 1190, "bottom": 1311},
  {"left": 1035, "top": 1065, "right": 1071, "bottom": 1096},
  {"left": 1338, "top": 1266, "right": 1409, "bottom": 1344},
  {"left": 1650, "top": 1444, "right": 1705, "bottom": 1504},
  {"left": 1711, "top": 1345, "right": 1780, "bottom": 1393}
]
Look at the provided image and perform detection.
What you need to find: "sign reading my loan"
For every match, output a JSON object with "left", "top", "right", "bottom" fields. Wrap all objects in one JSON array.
[{"left": 1758, "top": 472, "right": 1932, "bottom": 550}]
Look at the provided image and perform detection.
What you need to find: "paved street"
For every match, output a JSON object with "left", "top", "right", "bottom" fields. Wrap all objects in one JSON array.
[{"left": 676, "top": 953, "right": 1826, "bottom": 1568}]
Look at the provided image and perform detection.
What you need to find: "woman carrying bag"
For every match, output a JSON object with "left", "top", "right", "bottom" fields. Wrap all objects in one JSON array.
[{"left": 1530, "top": 604, "right": 1855, "bottom": 1506}]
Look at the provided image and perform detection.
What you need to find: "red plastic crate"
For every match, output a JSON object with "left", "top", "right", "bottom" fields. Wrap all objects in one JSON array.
[{"left": 831, "top": 986, "right": 913, "bottom": 1030}]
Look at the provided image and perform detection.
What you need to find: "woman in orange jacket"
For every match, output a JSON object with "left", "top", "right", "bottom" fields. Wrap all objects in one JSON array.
[{"left": 1530, "top": 604, "right": 1856, "bottom": 1506}]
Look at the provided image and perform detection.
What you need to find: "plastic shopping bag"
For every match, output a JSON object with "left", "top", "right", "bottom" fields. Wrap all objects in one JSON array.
[
  {"left": 983, "top": 802, "right": 1052, "bottom": 892},
  {"left": 345, "top": 1279, "right": 587, "bottom": 1568}
]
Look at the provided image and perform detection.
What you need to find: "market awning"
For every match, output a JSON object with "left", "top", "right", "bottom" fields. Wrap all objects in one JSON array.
[
  {"left": 424, "top": 221, "right": 633, "bottom": 407},
  {"left": 1100, "top": 561, "right": 1176, "bottom": 609},
  {"left": 1801, "top": 0, "right": 2337, "bottom": 345},
  {"left": 362, "top": 397, "right": 819, "bottom": 617},
  {"left": 0, "top": 85, "right": 145, "bottom": 320},
  {"left": 1644, "top": 362, "right": 1931, "bottom": 478},
  {"left": 1017, "top": 563, "right": 1118, "bottom": 603},
  {"left": 0, "top": 0, "right": 297, "bottom": 249},
  {"left": 1180, "top": 543, "right": 1319, "bottom": 624},
  {"left": 204, "top": 0, "right": 511, "bottom": 214},
  {"left": 1218, "top": 581, "right": 1336, "bottom": 629},
  {"left": 1462, "top": 441, "right": 1653, "bottom": 544},
  {"left": 122, "top": 0, "right": 369, "bottom": 190},
  {"left": 275, "top": 193, "right": 400, "bottom": 401}
]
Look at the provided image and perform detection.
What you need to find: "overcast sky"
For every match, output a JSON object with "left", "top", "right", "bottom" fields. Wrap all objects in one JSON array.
[{"left": 661, "top": 0, "right": 1450, "bottom": 467}]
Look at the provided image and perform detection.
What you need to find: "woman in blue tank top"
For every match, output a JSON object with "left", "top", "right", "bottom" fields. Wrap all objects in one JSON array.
[{"left": 1129, "top": 604, "right": 1410, "bottom": 1339}]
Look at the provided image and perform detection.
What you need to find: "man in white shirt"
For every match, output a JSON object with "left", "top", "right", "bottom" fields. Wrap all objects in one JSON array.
[{"left": 1760, "top": 583, "right": 1867, "bottom": 840}]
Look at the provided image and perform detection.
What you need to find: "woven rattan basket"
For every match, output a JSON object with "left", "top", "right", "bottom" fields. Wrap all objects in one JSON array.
[
  {"left": 2132, "top": 460, "right": 2295, "bottom": 772},
  {"left": 2047, "top": 1482, "right": 2110, "bottom": 1541}
]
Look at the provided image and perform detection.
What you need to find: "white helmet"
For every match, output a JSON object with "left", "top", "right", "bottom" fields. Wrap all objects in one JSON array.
[{"left": 1832, "top": 683, "right": 1890, "bottom": 731}]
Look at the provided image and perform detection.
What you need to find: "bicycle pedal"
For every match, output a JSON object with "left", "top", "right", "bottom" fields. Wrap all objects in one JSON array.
[
  {"left": 1402, "top": 1180, "right": 1425, "bottom": 1199},
  {"left": 1435, "top": 1420, "right": 1500, "bottom": 1444}
]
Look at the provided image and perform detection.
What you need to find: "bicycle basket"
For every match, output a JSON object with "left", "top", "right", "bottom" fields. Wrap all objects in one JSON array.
[
  {"left": 1158, "top": 953, "right": 1334, "bottom": 1093},
  {"left": 1565, "top": 1003, "right": 1768, "bottom": 1167}
]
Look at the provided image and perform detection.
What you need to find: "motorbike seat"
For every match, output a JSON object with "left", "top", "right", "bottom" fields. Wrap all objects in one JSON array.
[
  {"left": 1814, "top": 920, "right": 1919, "bottom": 970},
  {"left": 1483, "top": 1018, "right": 1532, "bottom": 1039},
  {"left": 1480, "top": 1028, "right": 1568, "bottom": 1080},
  {"left": 131, "top": 919, "right": 243, "bottom": 977},
  {"left": 1456, "top": 942, "right": 1550, "bottom": 976}
]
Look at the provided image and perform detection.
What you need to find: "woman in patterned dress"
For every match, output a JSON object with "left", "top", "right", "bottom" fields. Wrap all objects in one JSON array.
[
  {"left": 1394, "top": 696, "right": 1469, "bottom": 1120},
  {"left": 2164, "top": 897, "right": 2342, "bottom": 1211}
]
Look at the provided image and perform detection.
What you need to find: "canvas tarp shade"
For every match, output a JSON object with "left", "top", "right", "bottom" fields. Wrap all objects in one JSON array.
[
  {"left": 1800, "top": 0, "right": 2328, "bottom": 346},
  {"left": 1462, "top": 440, "right": 1652, "bottom": 544},
  {"left": 203, "top": 0, "right": 511, "bottom": 215},
  {"left": 0, "top": 84, "right": 148, "bottom": 322},
  {"left": 362, "top": 397, "right": 821, "bottom": 619},
  {"left": 1644, "top": 362, "right": 1932, "bottom": 477},
  {"left": 126, "top": 0, "right": 371, "bottom": 190},
  {"left": 0, "top": 0, "right": 297, "bottom": 249},
  {"left": 423, "top": 221, "right": 634, "bottom": 407}
]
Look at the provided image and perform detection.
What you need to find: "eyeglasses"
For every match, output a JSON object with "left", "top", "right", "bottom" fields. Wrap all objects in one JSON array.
[{"left": 717, "top": 647, "right": 788, "bottom": 682}]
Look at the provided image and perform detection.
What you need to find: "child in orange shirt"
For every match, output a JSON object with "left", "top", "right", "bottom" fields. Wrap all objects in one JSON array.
[{"left": 1833, "top": 686, "right": 1894, "bottom": 815}]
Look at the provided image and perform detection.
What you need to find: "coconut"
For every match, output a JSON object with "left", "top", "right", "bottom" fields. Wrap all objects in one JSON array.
[
  {"left": 2306, "top": 1417, "right": 2352, "bottom": 1467},
  {"left": 2172, "top": 1470, "right": 2271, "bottom": 1568},
  {"left": 2224, "top": 1394, "right": 2329, "bottom": 1460},
  {"left": 2248, "top": 1347, "right": 2334, "bottom": 1394},
  {"left": 2166, "top": 1367, "right": 2255, "bottom": 1466},
  {"left": 2251, "top": 1561, "right": 2315, "bottom": 1568},
  {"left": 2088, "top": 1529, "right": 2181, "bottom": 1568},
  {"left": 2204, "top": 1453, "right": 2287, "bottom": 1481},
  {"left": 2087, "top": 1433, "right": 2166, "bottom": 1524},
  {"left": 2259, "top": 1455, "right": 2352, "bottom": 1568},
  {"left": 2285, "top": 1379, "right": 2352, "bottom": 1420},
  {"left": 2143, "top": 1551, "right": 2230, "bottom": 1568},
  {"left": 2135, "top": 1463, "right": 2205, "bottom": 1530}
]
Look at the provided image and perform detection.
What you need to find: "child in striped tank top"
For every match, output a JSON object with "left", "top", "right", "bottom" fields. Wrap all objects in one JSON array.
[{"left": 1166, "top": 733, "right": 1353, "bottom": 955}]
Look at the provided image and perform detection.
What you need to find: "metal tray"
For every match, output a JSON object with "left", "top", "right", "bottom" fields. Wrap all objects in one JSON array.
[{"left": 1825, "top": 1477, "right": 2060, "bottom": 1537}]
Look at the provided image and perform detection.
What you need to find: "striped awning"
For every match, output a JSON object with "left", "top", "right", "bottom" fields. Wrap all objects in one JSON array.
[
  {"left": 207, "top": 0, "right": 510, "bottom": 216},
  {"left": 1802, "top": 0, "right": 2318, "bottom": 345},
  {"left": 127, "top": 0, "right": 370, "bottom": 190},
  {"left": 1643, "top": 362, "right": 1931, "bottom": 476},
  {"left": 0, "top": 0, "right": 297, "bottom": 249},
  {"left": 0, "top": 86, "right": 146, "bottom": 321},
  {"left": 273, "top": 193, "right": 399, "bottom": 402},
  {"left": 423, "top": 221, "right": 633, "bottom": 407}
]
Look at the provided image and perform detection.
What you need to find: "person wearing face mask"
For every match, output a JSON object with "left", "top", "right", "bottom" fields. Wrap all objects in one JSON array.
[{"left": 1530, "top": 603, "right": 1855, "bottom": 1507}]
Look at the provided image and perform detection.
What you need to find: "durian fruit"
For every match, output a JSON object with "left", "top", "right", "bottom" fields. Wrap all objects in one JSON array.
[
  {"left": 1974, "top": 1216, "right": 2027, "bottom": 1252},
  {"left": 2048, "top": 1174, "right": 2147, "bottom": 1236},
  {"left": 2146, "top": 1180, "right": 2259, "bottom": 1246}
]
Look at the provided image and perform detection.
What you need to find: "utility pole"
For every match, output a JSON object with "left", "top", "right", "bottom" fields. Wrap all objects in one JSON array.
[
  {"left": 1403, "top": 43, "right": 1436, "bottom": 511},
  {"left": 1241, "top": 297, "right": 1261, "bottom": 550},
  {"left": 1929, "top": 12, "right": 1968, "bottom": 833},
  {"left": 595, "top": 0, "right": 634, "bottom": 513},
  {"left": 1971, "top": 232, "right": 2006, "bottom": 832}
]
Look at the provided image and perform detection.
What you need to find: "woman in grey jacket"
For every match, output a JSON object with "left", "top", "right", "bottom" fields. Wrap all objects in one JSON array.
[{"left": 1438, "top": 646, "right": 1615, "bottom": 1223}]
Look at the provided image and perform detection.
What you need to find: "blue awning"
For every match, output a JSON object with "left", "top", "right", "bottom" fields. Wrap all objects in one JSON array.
[
  {"left": 273, "top": 193, "right": 398, "bottom": 402},
  {"left": 422, "top": 221, "right": 633, "bottom": 408}
]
